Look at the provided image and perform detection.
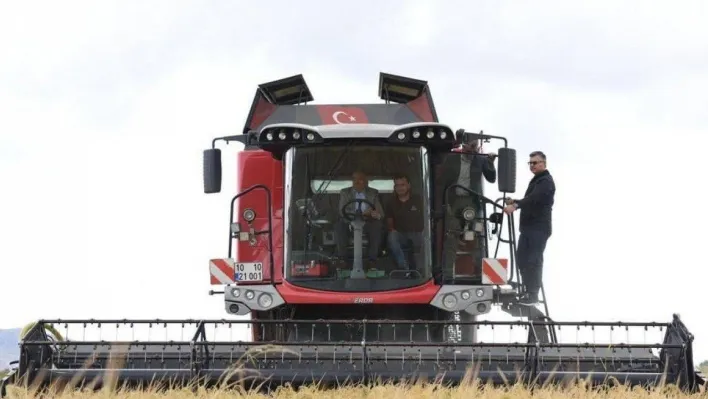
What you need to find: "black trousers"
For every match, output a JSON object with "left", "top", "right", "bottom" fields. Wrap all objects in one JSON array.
[{"left": 516, "top": 228, "right": 551, "bottom": 296}]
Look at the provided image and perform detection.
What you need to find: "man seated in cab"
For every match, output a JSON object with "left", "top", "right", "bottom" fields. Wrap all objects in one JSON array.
[
  {"left": 335, "top": 170, "right": 385, "bottom": 268},
  {"left": 385, "top": 173, "right": 424, "bottom": 271}
]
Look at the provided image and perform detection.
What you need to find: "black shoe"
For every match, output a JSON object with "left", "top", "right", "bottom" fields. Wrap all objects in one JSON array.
[{"left": 518, "top": 293, "right": 539, "bottom": 306}]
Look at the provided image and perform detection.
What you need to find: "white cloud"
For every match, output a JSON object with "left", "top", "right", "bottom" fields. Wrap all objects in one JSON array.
[{"left": 1, "top": 0, "right": 708, "bottom": 364}]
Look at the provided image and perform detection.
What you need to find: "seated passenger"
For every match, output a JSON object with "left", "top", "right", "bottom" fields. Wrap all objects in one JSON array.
[
  {"left": 385, "top": 174, "right": 424, "bottom": 270},
  {"left": 335, "top": 170, "right": 385, "bottom": 267}
]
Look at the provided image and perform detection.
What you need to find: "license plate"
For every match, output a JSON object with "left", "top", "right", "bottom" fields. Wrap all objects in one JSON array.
[{"left": 233, "top": 262, "right": 264, "bottom": 282}]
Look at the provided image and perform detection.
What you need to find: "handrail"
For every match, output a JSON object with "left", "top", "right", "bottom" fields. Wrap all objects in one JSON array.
[{"left": 228, "top": 184, "right": 275, "bottom": 283}]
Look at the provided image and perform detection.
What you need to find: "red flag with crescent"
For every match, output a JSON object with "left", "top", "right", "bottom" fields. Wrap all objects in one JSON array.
[{"left": 316, "top": 105, "right": 369, "bottom": 125}]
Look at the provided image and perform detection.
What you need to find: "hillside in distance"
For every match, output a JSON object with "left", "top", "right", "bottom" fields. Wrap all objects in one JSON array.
[{"left": 0, "top": 328, "right": 20, "bottom": 369}]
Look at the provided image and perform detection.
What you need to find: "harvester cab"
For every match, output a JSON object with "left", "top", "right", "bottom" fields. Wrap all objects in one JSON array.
[
  {"left": 1, "top": 73, "right": 704, "bottom": 397},
  {"left": 202, "top": 72, "right": 535, "bottom": 345}
]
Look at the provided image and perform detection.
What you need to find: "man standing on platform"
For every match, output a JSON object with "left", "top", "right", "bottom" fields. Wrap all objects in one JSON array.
[{"left": 504, "top": 150, "right": 555, "bottom": 305}]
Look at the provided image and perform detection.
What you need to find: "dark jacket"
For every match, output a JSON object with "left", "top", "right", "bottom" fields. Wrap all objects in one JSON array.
[
  {"left": 440, "top": 152, "right": 496, "bottom": 201},
  {"left": 515, "top": 170, "right": 555, "bottom": 234}
]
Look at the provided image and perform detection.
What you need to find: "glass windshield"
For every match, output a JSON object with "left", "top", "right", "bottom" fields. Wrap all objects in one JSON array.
[{"left": 284, "top": 145, "right": 432, "bottom": 292}]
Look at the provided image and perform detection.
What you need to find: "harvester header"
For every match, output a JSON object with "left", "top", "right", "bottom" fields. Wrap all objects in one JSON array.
[{"left": 2, "top": 72, "right": 704, "bottom": 397}]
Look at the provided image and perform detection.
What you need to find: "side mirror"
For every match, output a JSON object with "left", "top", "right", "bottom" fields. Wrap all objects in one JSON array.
[
  {"left": 203, "top": 148, "right": 222, "bottom": 194},
  {"left": 498, "top": 147, "right": 516, "bottom": 193}
]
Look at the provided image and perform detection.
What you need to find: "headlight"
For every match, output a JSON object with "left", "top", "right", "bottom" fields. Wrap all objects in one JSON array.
[
  {"left": 476, "top": 288, "right": 485, "bottom": 298},
  {"left": 442, "top": 294, "right": 457, "bottom": 309},
  {"left": 397, "top": 132, "right": 405, "bottom": 140},
  {"left": 278, "top": 130, "right": 286, "bottom": 140},
  {"left": 243, "top": 208, "right": 256, "bottom": 222},
  {"left": 245, "top": 290, "right": 255, "bottom": 300},
  {"left": 258, "top": 293, "right": 273, "bottom": 308},
  {"left": 292, "top": 130, "right": 301, "bottom": 139},
  {"left": 462, "top": 207, "right": 475, "bottom": 221},
  {"left": 231, "top": 288, "right": 240, "bottom": 297},
  {"left": 440, "top": 131, "right": 447, "bottom": 139},
  {"left": 461, "top": 291, "right": 471, "bottom": 300},
  {"left": 412, "top": 129, "right": 420, "bottom": 138},
  {"left": 426, "top": 129, "right": 434, "bottom": 138},
  {"left": 306, "top": 133, "right": 315, "bottom": 141}
]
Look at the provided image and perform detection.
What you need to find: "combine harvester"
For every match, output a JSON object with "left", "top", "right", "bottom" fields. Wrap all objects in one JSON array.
[{"left": 1, "top": 73, "right": 704, "bottom": 396}]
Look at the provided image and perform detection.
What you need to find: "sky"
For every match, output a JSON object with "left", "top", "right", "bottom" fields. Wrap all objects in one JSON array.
[{"left": 1, "top": 0, "right": 708, "bottom": 361}]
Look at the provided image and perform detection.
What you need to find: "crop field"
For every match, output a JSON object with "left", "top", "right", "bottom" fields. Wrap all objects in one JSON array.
[
  {"left": 3, "top": 369, "right": 708, "bottom": 399},
  {"left": 3, "top": 381, "right": 708, "bottom": 399}
]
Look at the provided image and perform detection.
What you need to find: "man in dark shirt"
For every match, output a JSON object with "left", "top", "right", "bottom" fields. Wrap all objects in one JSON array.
[
  {"left": 385, "top": 174, "right": 424, "bottom": 271},
  {"left": 503, "top": 150, "right": 555, "bottom": 305}
]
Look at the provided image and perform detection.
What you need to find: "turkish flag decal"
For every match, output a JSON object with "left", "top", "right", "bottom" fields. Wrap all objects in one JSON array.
[{"left": 316, "top": 105, "right": 369, "bottom": 125}]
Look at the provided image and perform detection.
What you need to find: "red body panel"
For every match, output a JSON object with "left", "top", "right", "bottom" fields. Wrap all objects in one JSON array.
[
  {"left": 234, "top": 150, "right": 284, "bottom": 283},
  {"left": 276, "top": 279, "right": 441, "bottom": 304}
]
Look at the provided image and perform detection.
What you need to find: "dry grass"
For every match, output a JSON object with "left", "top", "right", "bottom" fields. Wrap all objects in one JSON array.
[
  {"left": 3, "top": 346, "right": 707, "bottom": 398},
  {"left": 4, "top": 365, "right": 708, "bottom": 399},
  {"left": 3, "top": 379, "right": 708, "bottom": 399}
]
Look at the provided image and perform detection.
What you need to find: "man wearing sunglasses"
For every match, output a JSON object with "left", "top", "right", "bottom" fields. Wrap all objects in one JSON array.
[{"left": 503, "top": 151, "right": 555, "bottom": 306}]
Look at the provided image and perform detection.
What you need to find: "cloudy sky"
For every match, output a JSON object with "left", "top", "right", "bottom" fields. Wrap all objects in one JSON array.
[{"left": 1, "top": 0, "right": 708, "bottom": 360}]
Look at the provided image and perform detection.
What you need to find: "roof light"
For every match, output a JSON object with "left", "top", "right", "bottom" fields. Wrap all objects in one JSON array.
[
  {"left": 254, "top": 125, "right": 322, "bottom": 158},
  {"left": 258, "top": 74, "right": 314, "bottom": 105},
  {"left": 378, "top": 72, "right": 429, "bottom": 104},
  {"left": 387, "top": 123, "right": 454, "bottom": 148}
]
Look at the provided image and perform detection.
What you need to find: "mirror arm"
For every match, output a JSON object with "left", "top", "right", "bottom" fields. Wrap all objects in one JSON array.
[
  {"left": 457, "top": 130, "right": 509, "bottom": 148},
  {"left": 212, "top": 134, "right": 249, "bottom": 149}
]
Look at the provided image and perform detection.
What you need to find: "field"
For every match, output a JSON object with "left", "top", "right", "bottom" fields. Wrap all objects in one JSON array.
[
  {"left": 3, "top": 369, "right": 708, "bottom": 398},
  {"left": 3, "top": 381, "right": 708, "bottom": 399}
]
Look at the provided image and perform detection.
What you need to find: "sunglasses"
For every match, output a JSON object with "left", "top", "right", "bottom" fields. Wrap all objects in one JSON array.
[{"left": 528, "top": 161, "right": 544, "bottom": 166}]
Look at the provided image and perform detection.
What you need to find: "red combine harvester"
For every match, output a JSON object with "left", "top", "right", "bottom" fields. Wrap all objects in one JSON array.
[{"left": 1, "top": 73, "right": 704, "bottom": 396}]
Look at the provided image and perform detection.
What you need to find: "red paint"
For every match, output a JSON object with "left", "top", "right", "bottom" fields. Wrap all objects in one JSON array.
[
  {"left": 406, "top": 91, "right": 435, "bottom": 122},
  {"left": 248, "top": 95, "right": 277, "bottom": 130},
  {"left": 233, "top": 149, "right": 284, "bottom": 283},
  {"left": 276, "top": 279, "right": 441, "bottom": 304},
  {"left": 482, "top": 258, "right": 508, "bottom": 285},
  {"left": 209, "top": 259, "right": 235, "bottom": 285},
  {"left": 316, "top": 105, "right": 369, "bottom": 124}
]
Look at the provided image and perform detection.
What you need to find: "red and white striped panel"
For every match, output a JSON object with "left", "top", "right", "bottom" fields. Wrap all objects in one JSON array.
[
  {"left": 482, "top": 258, "right": 509, "bottom": 285},
  {"left": 210, "top": 258, "right": 235, "bottom": 285}
]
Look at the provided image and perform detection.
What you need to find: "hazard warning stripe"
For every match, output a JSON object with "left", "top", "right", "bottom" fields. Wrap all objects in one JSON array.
[
  {"left": 210, "top": 259, "right": 235, "bottom": 285},
  {"left": 482, "top": 258, "right": 508, "bottom": 285}
]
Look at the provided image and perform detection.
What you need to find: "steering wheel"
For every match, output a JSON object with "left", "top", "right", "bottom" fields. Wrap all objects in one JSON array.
[{"left": 341, "top": 198, "right": 377, "bottom": 222}]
